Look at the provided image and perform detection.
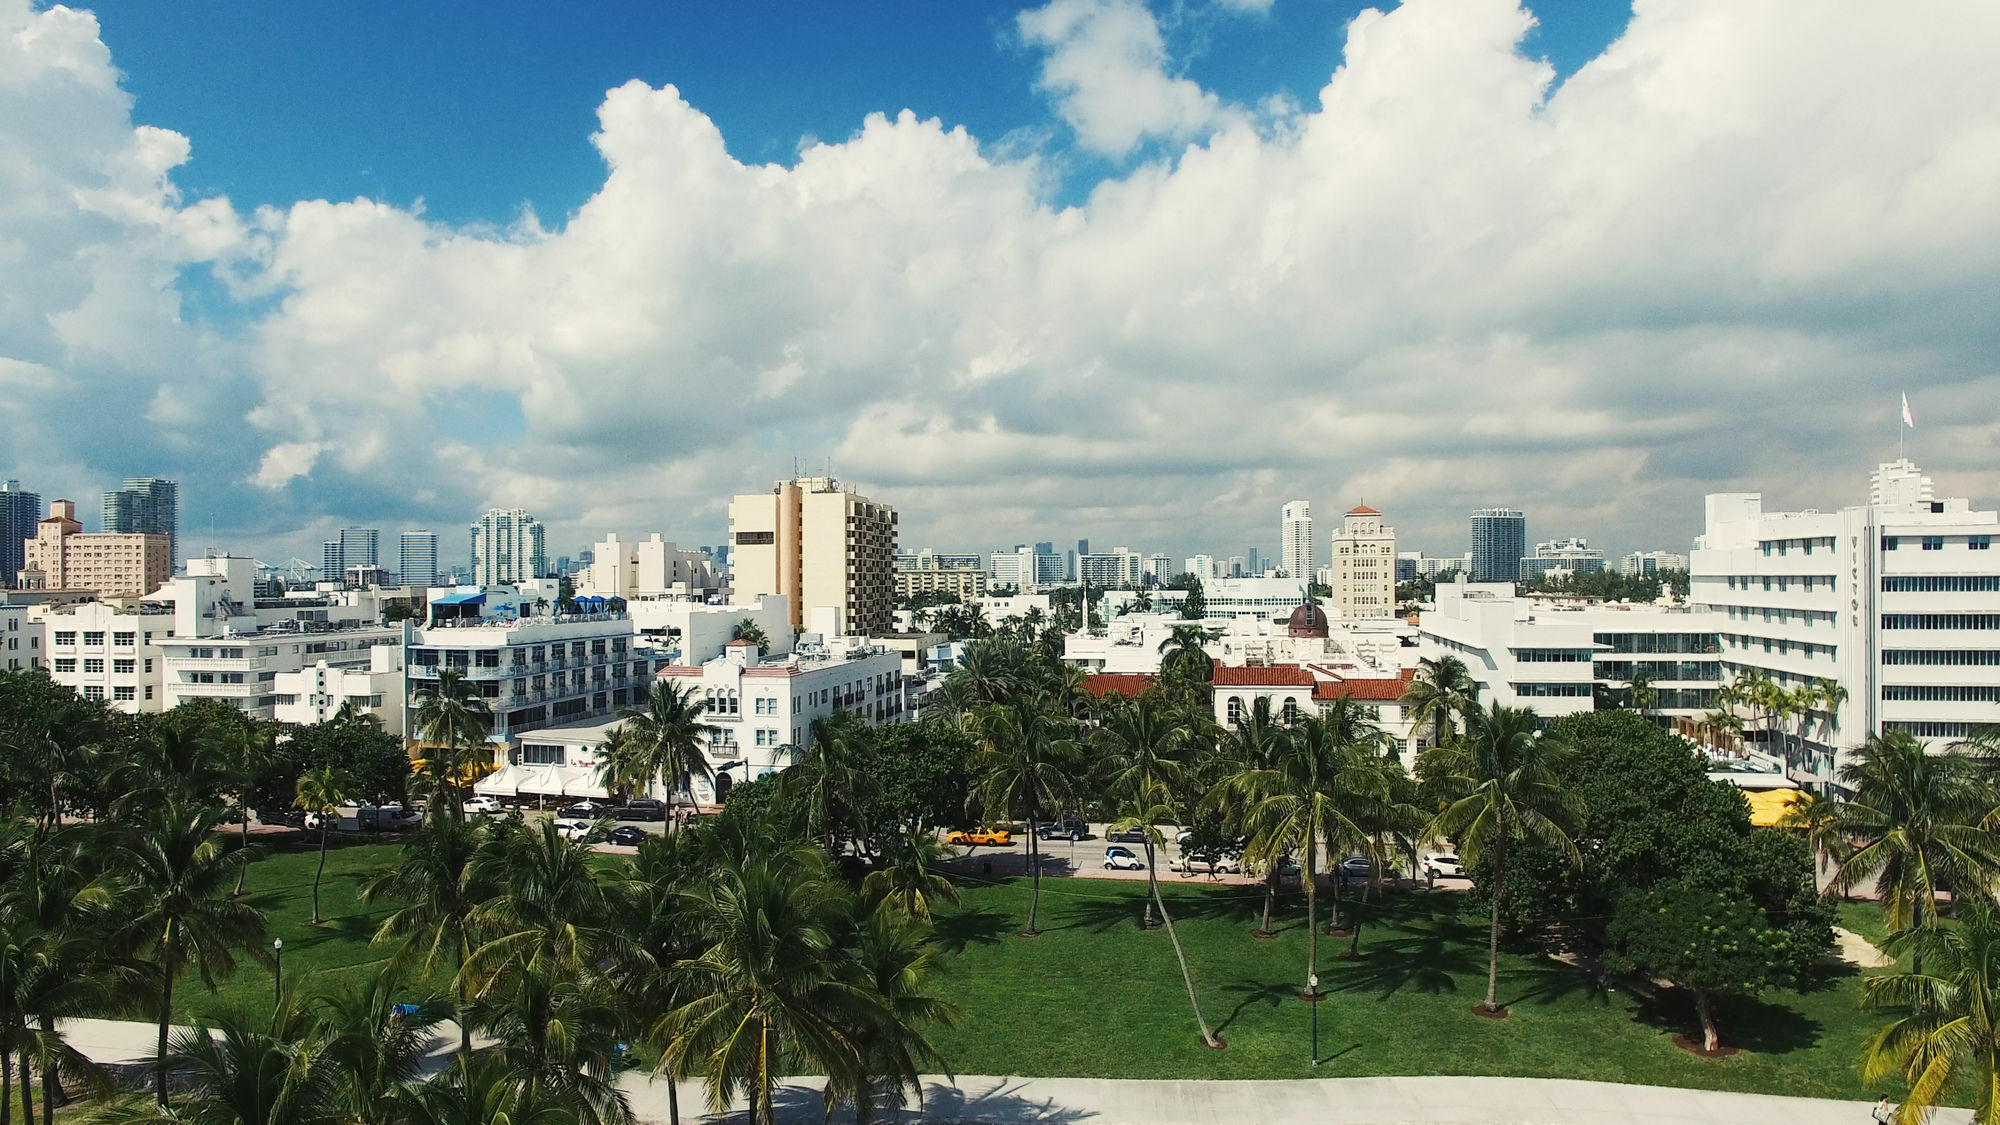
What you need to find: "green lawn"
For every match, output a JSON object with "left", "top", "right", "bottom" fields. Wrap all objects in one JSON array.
[
  {"left": 161, "top": 840, "right": 1911, "bottom": 1104},
  {"left": 926, "top": 875, "right": 1898, "bottom": 1102}
]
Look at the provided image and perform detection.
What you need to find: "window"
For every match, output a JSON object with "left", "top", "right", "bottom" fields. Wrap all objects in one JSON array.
[
  {"left": 522, "top": 744, "right": 566, "bottom": 766},
  {"left": 1881, "top": 614, "right": 2000, "bottom": 630},
  {"left": 1882, "top": 537, "right": 1899, "bottom": 551},
  {"left": 114, "top": 659, "right": 134, "bottom": 674},
  {"left": 82, "top": 631, "right": 104, "bottom": 646},
  {"left": 54, "top": 631, "right": 75, "bottom": 646},
  {"left": 1884, "top": 685, "right": 2000, "bottom": 702},
  {"left": 1884, "top": 650, "right": 2000, "bottom": 666},
  {"left": 114, "top": 686, "right": 135, "bottom": 701},
  {"left": 1887, "top": 721, "right": 1974, "bottom": 739},
  {"left": 54, "top": 658, "right": 75, "bottom": 673},
  {"left": 113, "top": 631, "right": 135, "bottom": 646},
  {"left": 144, "top": 686, "right": 153, "bottom": 700},
  {"left": 1974, "top": 536, "right": 1992, "bottom": 551},
  {"left": 143, "top": 659, "right": 152, "bottom": 673},
  {"left": 82, "top": 686, "right": 103, "bottom": 701},
  {"left": 1227, "top": 696, "right": 1244, "bottom": 725},
  {"left": 1923, "top": 537, "right": 1945, "bottom": 551},
  {"left": 734, "top": 530, "right": 775, "bottom": 545}
]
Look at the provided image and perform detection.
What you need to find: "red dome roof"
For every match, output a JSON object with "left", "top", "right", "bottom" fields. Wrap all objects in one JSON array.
[
  {"left": 1286, "top": 602, "right": 1330, "bottom": 638},
  {"left": 1346, "top": 504, "right": 1381, "bottom": 516}
]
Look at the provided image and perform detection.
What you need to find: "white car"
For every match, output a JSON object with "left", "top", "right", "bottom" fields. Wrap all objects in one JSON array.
[
  {"left": 462, "top": 796, "right": 502, "bottom": 815},
  {"left": 1170, "top": 853, "right": 1242, "bottom": 875},
  {"left": 1103, "top": 846, "right": 1145, "bottom": 871},
  {"left": 1422, "top": 853, "right": 1466, "bottom": 878},
  {"left": 554, "top": 819, "right": 595, "bottom": 841}
]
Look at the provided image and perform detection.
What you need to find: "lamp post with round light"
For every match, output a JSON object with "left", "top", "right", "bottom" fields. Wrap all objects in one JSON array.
[
  {"left": 272, "top": 938, "right": 284, "bottom": 1010},
  {"left": 1308, "top": 973, "right": 1319, "bottom": 1067}
]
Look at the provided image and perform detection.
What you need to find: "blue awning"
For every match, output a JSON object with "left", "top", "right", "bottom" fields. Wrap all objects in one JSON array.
[{"left": 433, "top": 591, "right": 487, "bottom": 606}]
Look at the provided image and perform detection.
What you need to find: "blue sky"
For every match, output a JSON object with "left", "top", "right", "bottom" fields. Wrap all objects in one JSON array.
[
  {"left": 6, "top": 0, "right": 1995, "bottom": 567},
  {"left": 90, "top": 1, "right": 1632, "bottom": 226}
]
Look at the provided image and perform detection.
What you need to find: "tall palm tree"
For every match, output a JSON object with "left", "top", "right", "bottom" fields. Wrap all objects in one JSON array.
[
  {"left": 1156, "top": 626, "right": 1215, "bottom": 686},
  {"left": 113, "top": 802, "right": 268, "bottom": 1107},
  {"left": 96, "top": 1003, "right": 327, "bottom": 1125},
  {"left": 1422, "top": 703, "right": 1582, "bottom": 1016},
  {"left": 826, "top": 908, "right": 960, "bottom": 1125},
  {"left": 784, "top": 713, "right": 878, "bottom": 855},
  {"left": 1215, "top": 695, "right": 1290, "bottom": 936},
  {"left": 464, "top": 967, "right": 631, "bottom": 1125},
  {"left": 1862, "top": 906, "right": 2000, "bottom": 1124},
  {"left": 731, "top": 619, "right": 769, "bottom": 653},
  {"left": 859, "top": 823, "right": 959, "bottom": 921},
  {"left": 464, "top": 816, "right": 631, "bottom": 996},
  {"left": 310, "top": 962, "right": 449, "bottom": 1125},
  {"left": 656, "top": 844, "right": 874, "bottom": 1125},
  {"left": 1623, "top": 667, "right": 1658, "bottom": 715},
  {"left": 1106, "top": 795, "right": 1223, "bottom": 1049},
  {"left": 1093, "top": 692, "right": 1190, "bottom": 928},
  {"left": 1776, "top": 790, "right": 1850, "bottom": 884},
  {"left": 1401, "top": 655, "right": 1479, "bottom": 753},
  {"left": 1827, "top": 730, "right": 2000, "bottom": 941},
  {"left": 606, "top": 681, "right": 717, "bottom": 811},
  {"left": 1211, "top": 709, "right": 1387, "bottom": 1004},
  {"left": 221, "top": 724, "right": 278, "bottom": 898},
  {"left": 411, "top": 669, "right": 494, "bottom": 817},
  {"left": 394, "top": 1052, "right": 575, "bottom": 1125},
  {"left": 970, "top": 699, "right": 1078, "bottom": 936},
  {"left": 360, "top": 808, "right": 494, "bottom": 1058},
  {"left": 295, "top": 766, "right": 353, "bottom": 926},
  {"left": 0, "top": 826, "right": 120, "bottom": 1125}
]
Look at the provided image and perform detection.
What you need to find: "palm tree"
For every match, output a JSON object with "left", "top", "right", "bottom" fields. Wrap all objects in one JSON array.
[
  {"left": 1215, "top": 695, "right": 1289, "bottom": 936},
  {"left": 1623, "top": 667, "right": 1658, "bottom": 715},
  {"left": 113, "top": 802, "right": 268, "bottom": 1107},
  {"left": 1401, "top": 655, "right": 1479, "bottom": 752},
  {"left": 785, "top": 713, "right": 878, "bottom": 855},
  {"left": 220, "top": 724, "right": 277, "bottom": 898},
  {"left": 360, "top": 808, "right": 494, "bottom": 1058},
  {"left": 827, "top": 908, "right": 960, "bottom": 1124},
  {"left": 96, "top": 1003, "right": 326, "bottom": 1125},
  {"left": 1422, "top": 703, "right": 1582, "bottom": 1016},
  {"left": 606, "top": 681, "right": 717, "bottom": 812},
  {"left": 732, "top": 620, "right": 769, "bottom": 654},
  {"left": 1776, "top": 790, "right": 1850, "bottom": 884},
  {"left": 310, "top": 962, "right": 449, "bottom": 1125},
  {"left": 0, "top": 826, "right": 120, "bottom": 1125},
  {"left": 1093, "top": 692, "right": 1190, "bottom": 928},
  {"left": 1156, "top": 626, "right": 1215, "bottom": 686},
  {"left": 656, "top": 843, "right": 873, "bottom": 1125},
  {"left": 464, "top": 967, "right": 631, "bottom": 1125},
  {"left": 1827, "top": 730, "right": 2000, "bottom": 941},
  {"left": 1862, "top": 906, "right": 2000, "bottom": 1124},
  {"left": 411, "top": 669, "right": 494, "bottom": 817},
  {"left": 970, "top": 699, "right": 1078, "bottom": 936},
  {"left": 860, "top": 823, "right": 959, "bottom": 921},
  {"left": 1106, "top": 795, "right": 1223, "bottom": 1049},
  {"left": 464, "top": 816, "right": 631, "bottom": 994},
  {"left": 394, "top": 1052, "right": 575, "bottom": 1125},
  {"left": 295, "top": 766, "right": 352, "bottom": 926}
]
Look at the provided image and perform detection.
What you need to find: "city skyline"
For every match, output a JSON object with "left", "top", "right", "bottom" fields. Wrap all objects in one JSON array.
[{"left": 4, "top": 0, "right": 1997, "bottom": 568}]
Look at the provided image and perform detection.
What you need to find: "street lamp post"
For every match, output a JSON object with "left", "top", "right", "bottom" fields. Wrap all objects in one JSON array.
[
  {"left": 273, "top": 938, "right": 284, "bottom": 1009},
  {"left": 1308, "top": 973, "right": 1319, "bottom": 1067}
]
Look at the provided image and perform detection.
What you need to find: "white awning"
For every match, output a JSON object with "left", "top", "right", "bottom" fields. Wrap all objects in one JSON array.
[
  {"left": 473, "top": 765, "right": 529, "bottom": 796},
  {"left": 516, "top": 764, "right": 565, "bottom": 795},
  {"left": 558, "top": 766, "right": 609, "bottom": 799}
]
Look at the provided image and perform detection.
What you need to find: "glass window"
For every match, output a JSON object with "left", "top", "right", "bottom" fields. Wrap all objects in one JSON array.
[
  {"left": 54, "top": 658, "right": 75, "bottom": 673},
  {"left": 83, "top": 631, "right": 104, "bottom": 646},
  {"left": 1882, "top": 536, "right": 1899, "bottom": 551},
  {"left": 1973, "top": 536, "right": 1992, "bottom": 551},
  {"left": 82, "top": 658, "right": 103, "bottom": 673},
  {"left": 82, "top": 685, "right": 103, "bottom": 701},
  {"left": 114, "top": 631, "right": 136, "bottom": 646},
  {"left": 114, "top": 686, "right": 135, "bottom": 701},
  {"left": 1923, "top": 536, "right": 1944, "bottom": 551},
  {"left": 54, "top": 631, "right": 75, "bottom": 646},
  {"left": 114, "top": 659, "right": 135, "bottom": 674}
]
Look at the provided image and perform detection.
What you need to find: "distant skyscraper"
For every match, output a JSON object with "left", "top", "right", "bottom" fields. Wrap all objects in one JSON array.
[
  {"left": 1281, "top": 500, "right": 1314, "bottom": 580},
  {"left": 400, "top": 531, "right": 440, "bottom": 588},
  {"left": 321, "top": 527, "right": 381, "bottom": 580},
  {"left": 1470, "top": 508, "right": 1527, "bottom": 582},
  {"left": 1, "top": 481, "right": 40, "bottom": 587},
  {"left": 470, "top": 509, "right": 548, "bottom": 585},
  {"left": 103, "top": 477, "right": 178, "bottom": 567},
  {"left": 1246, "top": 547, "right": 1263, "bottom": 577}
]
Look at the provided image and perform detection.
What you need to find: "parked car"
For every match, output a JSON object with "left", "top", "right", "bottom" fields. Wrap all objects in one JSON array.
[
  {"left": 1106, "top": 826, "right": 1152, "bottom": 845},
  {"left": 561, "top": 799, "right": 611, "bottom": 818},
  {"left": 1037, "top": 817, "right": 1090, "bottom": 841},
  {"left": 1169, "top": 853, "right": 1242, "bottom": 875},
  {"left": 606, "top": 825, "right": 649, "bottom": 847},
  {"left": 946, "top": 826, "right": 1013, "bottom": 847},
  {"left": 1103, "top": 846, "right": 1145, "bottom": 871},
  {"left": 1422, "top": 853, "right": 1465, "bottom": 879},
  {"left": 362, "top": 805, "right": 422, "bottom": 832},
  {"left": 619, "top": 799, "right": 668, "bottom": 822},
  {"left": 1338, "top": 855, "right": 1375, "bottom": 881},
  {"left": 462, "top": 795, "right": 502, "bottom": 815}
]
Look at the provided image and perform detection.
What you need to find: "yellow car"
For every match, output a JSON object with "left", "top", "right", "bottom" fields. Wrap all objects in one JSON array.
[{"left": 946, "top": 826, "right": 1013, "bottom": 847}]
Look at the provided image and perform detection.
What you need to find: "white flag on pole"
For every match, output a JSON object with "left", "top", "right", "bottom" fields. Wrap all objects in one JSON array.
[{"left": 1903, "top": 393, "right": 1916, "bottom": 429}]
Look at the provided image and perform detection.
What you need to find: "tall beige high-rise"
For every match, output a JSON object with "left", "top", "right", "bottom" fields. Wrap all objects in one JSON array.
[
  {"left": 728, "top": 476, "right": 897, "bottom": 635},
  {"left": 1327, "top": 504, "right": 1397, "bottom": 617},
  {"left": 19, "top": 500, "right": 170, "bottom": 597}
]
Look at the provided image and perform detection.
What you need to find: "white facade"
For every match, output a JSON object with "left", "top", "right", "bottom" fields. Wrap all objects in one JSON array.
[
  {"left": 1067, "top": 606, "right": 1412, "bottom": 678},
  {"left": 1623, "top": 551, "right": 1690, "bottom": 576},
  {"left": 658, "top": 632, "right": 905, "bottom": 801},
  {"left": 159, "top": 624, "right": 401, "bottom": 720},
  {"left": 1691, "top": 459, "right": 2000, "bottom": 785},
  {"left": 1418, "top": 579, "right": 1725, "bottom": 723},
  {"left": 1142, "top": 554, "right": 1172, "bottom": 583},
  {"left": 37, "top": 601, "right": 167, "bottom": 711},
  {"left": 1520, "top": 537, "right": 1609, "bottom": 580},
  {"left": 470, "top": 508, "right": 548, "bottom": 585},
  {"left": 625, "top": 593, "right": 795, "bottom": 666},
  {"left": 1281, "top": 500, "right": 1314, "bottom": 580},
  {"left": 580, "top": 533, "right": 725, "bottom": 601},
  {"left": 273, "top": 644, "right": 406, "bottom": 734},
  {"left": 1326, "top": 506, "right": 1397, "bottom": 618},
  {"left": 399, "top": 531, "right": 440, "bottom": 588},
  {"left": 409, "top": 611, "right": 646, "bottom": 749},
  {"left": 1077, "top": 547, "right": 1145, "bottom": 588},
  {"left": 1184, "top": 555, "right": 1218, "bottom": 581},
  {"left": 1, "top": 603, "right": 43, "bottom": 674}
]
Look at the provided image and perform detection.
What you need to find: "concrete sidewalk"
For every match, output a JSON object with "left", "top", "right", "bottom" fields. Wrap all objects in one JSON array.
[{"left": 59, "top": 1017, "right": 1890, "bottom": 1123}]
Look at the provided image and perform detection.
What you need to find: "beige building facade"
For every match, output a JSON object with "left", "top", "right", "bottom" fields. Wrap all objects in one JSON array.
[
  {"left": 1326, "top": 504, "right": 1398, "bottom": 618},
  {"left": 729, "top": 476, "right": 897, "bottom": 635},
  {"left": 19, "top": 500, "right": 171, "bottom": 597}
]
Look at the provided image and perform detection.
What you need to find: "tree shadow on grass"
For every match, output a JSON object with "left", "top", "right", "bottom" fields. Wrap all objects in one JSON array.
[
  {"left": 1625, "top": 982, "right": 1825, "bottom": 1056},
  {"left": 933, "top": 906, "right": 1011, "bottom": 954},
  {"left": 1213, "top": 979, "right": 1299, "bottom": 1036},
  {"left": 1497, "top": 959, "right": 1597, "bottom": 1009},
  {"left": 1328, "top": 922, "right": 1482, "bottom": 1000}
]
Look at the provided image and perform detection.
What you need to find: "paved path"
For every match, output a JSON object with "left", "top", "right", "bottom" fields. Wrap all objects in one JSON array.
[{"left": 59, "top": 1018, "right": 1891, "bottom": 1123}]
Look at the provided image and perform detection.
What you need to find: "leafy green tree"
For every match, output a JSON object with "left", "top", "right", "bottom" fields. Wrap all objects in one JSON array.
[
  {"left": 464, "top": 968, "right": 630, "bottom": 1125},
  {"left": 0, "top": 671, "right": 107, "bottom": 835},
  {"left": 309, "top": 962, "right": 450, "bottom": 1125},
  {"left": 825, "top": 909, "right": 959, "bottom": 1125},
  {"left": 860, "top": 823, "right": 959, "bottom": 921},
  {"left": 784, "top": 713, "right": 879, "bottom": 855},
  {"left": 731, "top": 619, "right": 769, "bottom": 653},
  {"left": 603, "top": 681, "right": 717, "bottom": 810},
  {"left": 1422, "top": 703, "right": 1581, "bottom": 1016},
  {"left": 0, "top": 824, "right": 119, "bottom": 1125},
  {"left": 1607, "top": 880, "right": 1798, "bottom": 1053},
  {"left": 1176, "top": 577, "right": 1206, "bottom": 620},
  {"left": 1828, "top": 730, "right": 2000, "bottom": 942},
  {"left": 1400, "top": 655, "right": 1478, "bottom": 753},
  {"left": 393, "top": 1052, "right": 575, "bottom": 1125},
  {"left": 1862, "top": 905, "right": 2000, "bottom": 1125},
  {"left": 92, "top": 1002, "right": 327, "bottom": 1125},
  {"left": 410, "top": 669, "right": 494, "bottom": 817},
  {"left": 114, "top": 802, "right": 267, "bottom": 1107},
  {"left": 1093, "top": 692, "right": 1191, "bottom": 928},
  {"left": 1213, "top": 695, "right": 1289, "bottom": 936},
  {"left": 294, "top": 767, "right": 353, "bottom": 926},
  {"left": 1106, "top": 796, "right": 1223, "bottom": 1049},
  {"left": 280, "top": 718, "right": 410, "bottom": 810}
]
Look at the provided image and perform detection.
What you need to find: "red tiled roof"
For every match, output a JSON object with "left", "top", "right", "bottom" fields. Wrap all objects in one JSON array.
[
  {"left": 1347, "top": 504, "right": 1381, "bottom": 516},
  {"left": 1210, "top": 661, "right": 1316, "bottom": 687},
  {"left": 1083, "top": 673, "right": 1156, "bottom": 699},
  {"left": 1314, "top": 678, "right": 1407, "bottom": 702}
]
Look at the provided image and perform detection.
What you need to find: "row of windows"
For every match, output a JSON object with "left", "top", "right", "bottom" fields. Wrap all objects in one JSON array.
[
  {"left": 1760, "top": 537, "right": 1836, "bottom": 556},
  {"left": 1886, "top": 721, "right": 1977, "bottom": 738},
  {"left": 1881, "top": 614, "right": 2000, "bottom": 630},
  {"left": 50, "top": 630, "right": 146, "bottom": 647},
  {"left": 1884, "top": 536, "right": 1992, "bottom": 551},
  {"left": 52, "top": 658, "right": 149, "bottom": 674},
  {"left": 1882, "top": 650, "right": 2000, "bottom": 665},
  {"left": 80, "top": 685, "right": 144, "bottom": 702},
  {"left": 1723, "top": 575, "right": 1835, "bottom": 593},
  {"left": 1720, "top": 634, "right": 1837, "bottom": 659},
  {"left": 1511, "top": 683, "right": 1595, "bottom": 697},
  {"left": 1724, "top": 606, "right": 1838, "bottom": 626},
  {"left": 1883, "top": 685, "right": 2000, "bottom": 702},
  {"left": 1512, "top": 649, "right": 1593, "bottom": 662},
  {"left": 1882, "top": 576, "right": 2000, "bottom": 593},
  {"left": 1591, "top": 633, "right": 1721, "bottom": 655}
]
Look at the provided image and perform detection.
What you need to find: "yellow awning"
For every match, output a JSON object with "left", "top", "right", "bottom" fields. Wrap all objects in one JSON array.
[{"left": 1744, "top": 787, "right": 1804, "bottom": 828}]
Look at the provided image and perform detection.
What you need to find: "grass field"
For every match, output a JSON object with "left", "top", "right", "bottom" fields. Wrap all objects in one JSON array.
[{"left": 161, "top": 839, "right": 1913, "bottom": 1104}]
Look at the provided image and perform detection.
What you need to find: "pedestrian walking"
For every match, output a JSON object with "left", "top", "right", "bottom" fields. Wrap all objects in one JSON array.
[{"left": 1870, "top": 1095, "right": 1893, "bottom": 1123}]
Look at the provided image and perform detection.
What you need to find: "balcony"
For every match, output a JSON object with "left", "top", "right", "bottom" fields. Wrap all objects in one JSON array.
[{"left": 166, "top": 656, "right": 268, "bottom": 671}]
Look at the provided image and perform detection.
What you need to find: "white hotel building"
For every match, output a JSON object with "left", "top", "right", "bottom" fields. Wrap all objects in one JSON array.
[
  {"left": 1691, "top": 459, "right": 2000, "bottom": 786},
  {"left": 41, "top": 601, "right": 168, "bottom": 710},
  {"left": 2, "top": 603, "right": 43, "bottom": 674},
  {"left": 407, "top": 611, "right": 647, "bottom": 750}
]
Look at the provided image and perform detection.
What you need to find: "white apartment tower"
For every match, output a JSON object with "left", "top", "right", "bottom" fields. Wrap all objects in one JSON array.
[
  {"left": 1281, "top": 500, "right": 1314, "bottom": 581},
  {"left": 1691, "top": 459, "right": 2000, "bottom": 788},
  {"left": 728, "top": 477, "right": 897, "bottom": 635},
  {"left": 1327, "top": 505, "right": 1397, "bottom": 617},
  {"left": 400, "top": 531, "right": 440, "bottom": 588},
  {"left": 470, "top": 509, "right": 547, "bottom": 586}
]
